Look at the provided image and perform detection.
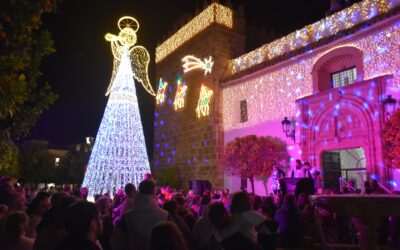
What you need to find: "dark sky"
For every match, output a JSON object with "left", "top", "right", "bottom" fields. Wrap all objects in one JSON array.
[{"left": 29, "top": 0, "right": 331, "bottom": 158}]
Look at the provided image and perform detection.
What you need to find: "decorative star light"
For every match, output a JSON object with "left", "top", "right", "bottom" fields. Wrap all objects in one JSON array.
[
  {"left": 105, "top": 16, "right": 156, "bottom": 96},
  {"left": 174, "top": 79, "right": 188, "bottom": 110},
  {"left": 182, "top": 55, "right": 214, "bottom": 75},
  {"left": 156, "top": 78, "right": 168, "bottom": 105},
  {"left": 196, "top": 84, "right": 213, "bottom": 118}
]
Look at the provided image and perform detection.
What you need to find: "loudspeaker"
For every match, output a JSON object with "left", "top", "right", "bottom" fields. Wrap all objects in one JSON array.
[{"left": 189, "top": 180, "right": 212, "bottom": 195}]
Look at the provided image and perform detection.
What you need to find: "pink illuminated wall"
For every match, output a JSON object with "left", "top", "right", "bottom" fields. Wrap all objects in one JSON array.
[
  {"left": 222, "top": 17, "right": 400, "bottom": 192},
  {"left": 223, "top": 17, "right": 400, "bottom": 132}
]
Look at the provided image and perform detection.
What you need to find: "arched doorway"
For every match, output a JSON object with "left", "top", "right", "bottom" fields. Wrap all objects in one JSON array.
[{"left": 321, "top": 147, "right": 366, "bottom": 191}]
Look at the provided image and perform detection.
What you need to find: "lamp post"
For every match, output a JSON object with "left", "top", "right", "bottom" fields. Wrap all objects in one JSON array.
[
  {"left": 281, "top": 116, "right": 295, "bottom": 142},
  {"left": 383, "top": 95, "right": 397, "bottom": 121}
]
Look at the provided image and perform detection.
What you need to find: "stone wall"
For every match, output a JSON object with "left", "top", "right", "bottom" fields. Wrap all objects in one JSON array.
[{"left": 153, "top": 7, "right": 245, "bottom": 189}]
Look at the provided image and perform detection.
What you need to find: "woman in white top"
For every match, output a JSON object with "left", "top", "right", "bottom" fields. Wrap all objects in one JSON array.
[{"left": 230, "top": 191, "right": 266, "bottom": 242}]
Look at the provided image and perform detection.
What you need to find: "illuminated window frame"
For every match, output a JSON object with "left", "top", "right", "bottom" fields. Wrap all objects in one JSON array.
[
  {"left": 331, "top": 67, "right": 357, "bottom": 88},
  {"left": 156, "top": 3, "right": 233, "bottom": 63}
]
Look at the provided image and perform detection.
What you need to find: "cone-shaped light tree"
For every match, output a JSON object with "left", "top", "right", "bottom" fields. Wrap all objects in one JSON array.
[{"left": 82, "top": 17, "right": 155, "bottom": 200}]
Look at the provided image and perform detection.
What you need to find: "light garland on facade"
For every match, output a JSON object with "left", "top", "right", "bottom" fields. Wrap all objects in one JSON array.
[
  {"left": 82, "top": 17, "right": 151, "bottom": 200},
  {"left": 173, "top": 79, "right": 188, "bottom": 110},
  {"left": 182, "top": 55, "right": 214, "bottom": 75},
  {"left": 229, "top": 0, "right": 399, "bottom": 75},
  {"left": 196, "top": 84, "right": 213, "bottom": 118},
  {"left": 223, "top": 20, "right": 400, "bottom": 131},
  {"left": 105, "top": 16, "right": 156, "bottom": 96},
  {"left": 156, "top": 78, "right": 168, "bottom": 105},
  {"left": 156, "top": 3, "right": 233, "bottom": 63}
]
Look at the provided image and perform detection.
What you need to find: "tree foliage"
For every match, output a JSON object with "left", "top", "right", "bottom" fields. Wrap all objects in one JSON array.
[
  {"left": 0, "top": 0, "right": 58, "bottom": 175},
  {"left": 19, "top": 141, "right": 54, "bottom": 183},
  {"left": 224, "top": 135, "right": 290, "bottom": 191},
  {"left": 383, "top": 108, "right": 400, "bottom": 169},
  {"left": 55, "top": 145, "right": 89, "bottom": 184},
  {"left": 155, "top": 166, "right": 182, "bottom": 189}
]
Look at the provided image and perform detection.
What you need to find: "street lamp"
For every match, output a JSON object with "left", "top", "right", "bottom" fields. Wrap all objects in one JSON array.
[
  {"left": 281, "top": 116, "right": 295, "bottom": 142},
  {"left": 383, "top": 95, "right": 397, "bottom": 121}
]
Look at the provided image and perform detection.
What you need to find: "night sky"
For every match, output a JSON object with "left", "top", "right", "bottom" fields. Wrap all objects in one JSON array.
[{"left": 29, "top": 0, "right": 331, "bottom": 158}]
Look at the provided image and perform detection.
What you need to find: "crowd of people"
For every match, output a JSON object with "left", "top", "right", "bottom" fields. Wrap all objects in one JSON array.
[{"left": 0, "top": 173, "right": 399, "bottom": 250}]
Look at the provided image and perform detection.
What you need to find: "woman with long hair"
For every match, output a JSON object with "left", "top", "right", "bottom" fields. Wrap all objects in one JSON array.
[{"left": 0, "top": 211, "right": 34, "bottom": 250}]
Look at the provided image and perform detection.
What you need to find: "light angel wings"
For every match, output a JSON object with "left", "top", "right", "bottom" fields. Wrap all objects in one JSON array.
[{"left": 105, "top": 16, "right": 156, "bottom": 96}]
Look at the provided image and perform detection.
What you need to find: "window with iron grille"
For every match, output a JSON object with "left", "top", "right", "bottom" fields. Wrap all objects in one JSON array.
[
  {"left": 240, "top": 100, "right": 248, "bottom": 123},
  {"left": 331, "top": 67, "right": 357, "bottom": 88}
]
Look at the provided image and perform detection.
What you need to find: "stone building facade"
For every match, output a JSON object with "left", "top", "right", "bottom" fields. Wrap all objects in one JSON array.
[
  {"left": 153, "top": 3, "right": 245, "bottom": 188},
  {"left": 154, "top": 0, "right": 400, "bottom": 193}
]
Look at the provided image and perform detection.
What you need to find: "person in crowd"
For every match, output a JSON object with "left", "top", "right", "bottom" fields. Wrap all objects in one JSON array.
[
  {"left": 230, "top": 191, "right": 266, "bottom": 243},
  {"left": 173, "top": 193, "right": 189, "bottom": 218},
  {"left": 113, "top": 183, "right": 136, "bottom": 225},
  {"left": 55, "top": 201, "right": 103, "bottom": 250},
  {"left": 150, "top": 221, "right": 189, "bottom": 250},
  {"left": 370, "top": 179, "right": 386, "bottom": 194},
  {"left": 301, "top": 162, "right": 313, "bottom": 178},
  {"left": 26, "top": 192, "right": 51, "bottom": 238},
  {"left": 0, "top": 204, "right": 8, "bottom": 221},
  {"left": 208, "top": 202, "right": 261, "bottom": 250},
  {"left": 364, "top": 180, "right": 372, "bottom": 194},
  {"left": 111, "top": 189, "right": 125, "bottom": 221},
  {"left": 96, "top": 196, "right": 113, "bottom": 250},
  {"left": 188, "top": 195, "right": 201, "bottom": 216},
  {"left": 5, "top": 192, "right": 26, "bottom": 214},
  {"left": 257, "top": 197, "right": 279, "bottom": 250},
  {"left": 198, "top": 194, "right": 211, "bottom": 218},
  {"left": 162, "top": 200, "right": 191, "bottom": 244},
  {"left": 0, "top": 211, "right": 34, "bottom": 250},
  {"left": 34, "top": 196, "right": 77, "bottom": 250},
  {"left": 271, "top": 163, "right": 285, "bottom": 195},
  {"left": 273, "top": 192, "right": 283, "bottom": 209},
  {"left": 80, "top": 187, "right": 89, "bottom": 200},
  {"left": 49, "top": 192, "right": 68, "bottom": 207},
  {"left": 311, "top": 167, "right": 321, "bottom": 191},
  {"left": 291, "top": 159, "right": 303, "bottom": 178},
  {"left": 186, "top": 189, "right": 196, "bottom": 207},
  {"left": 192, "top": 203, "right": 216, "bottom": 250},
  {"left": 343, "top": 180, "right": 356, "bottom": 193},
  {"left": 143, "top": 173, "right": 153, "bottom": 180},
  {"left": 275, "top": 194, "right": 304, "bottom": 247},
  {"left": 111, "top": 179, "right": 169, "bottom": 250},
  {"left": 296, "top": 193, "right": 309, "bottom": 211}
]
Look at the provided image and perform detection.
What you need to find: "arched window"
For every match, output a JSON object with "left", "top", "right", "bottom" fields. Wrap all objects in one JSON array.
[{"left": 312, "top": 46, "right": 364, "bottom": 92}]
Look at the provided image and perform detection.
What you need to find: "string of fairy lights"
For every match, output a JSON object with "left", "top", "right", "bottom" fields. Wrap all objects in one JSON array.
[
  {"left": 155, "top": 3, "right": 233, "bottom": 63},
  {"left": 223, "top": 19, "right": 400, "bottom": 131},
  {"left": 229, "top": 0, "right": 399, "bottom": 75}
]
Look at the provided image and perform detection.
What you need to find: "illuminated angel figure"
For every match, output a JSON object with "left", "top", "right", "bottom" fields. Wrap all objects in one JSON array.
[
  {"left": 174, "top": 79, "right": 188, "bottom": 110},
  {"left": 196, "top": 85, "right": 213, "bottom": 118},
  {"left": 156, "top": 78, "right": 168, "bottom": 105},
  {"left": 182, "top": 55, "right": 214, "bottom": 75},
  {"left": 82, "top": 16, "right": 153, "bottom": 200},
  {"left": 105, "top": 16, "right": 156, "bottom": 96}
]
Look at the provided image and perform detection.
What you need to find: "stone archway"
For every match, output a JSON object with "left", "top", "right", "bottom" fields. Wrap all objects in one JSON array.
[{"left": 297, "top": 76, "right": 393, "bottom": 188}]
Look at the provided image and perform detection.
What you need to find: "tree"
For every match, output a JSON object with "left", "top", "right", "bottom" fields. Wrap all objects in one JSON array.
[
  {"left": 0, "top": 0, "right": 58, "bottom": 175},
  {"left": 19, "top": 141, "right": 54, "bottom": 184},
  {"left": 155, "top": 167, "right": 182, "bottom": 189},
  {"left": 224, "top": 135, "right": 289, "bottom": 193},
  {"left": 55, "top": 144, "right": 88, "bottom": 185},
  {"left": 383, "top": 108, "right": 400, "bottom": 169}
]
